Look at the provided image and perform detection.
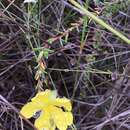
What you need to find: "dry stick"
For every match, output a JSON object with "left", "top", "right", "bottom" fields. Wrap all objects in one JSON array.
[
  {"left": 2, "top": 0, "right": 15, "bottom": 13},
  {"left": 46, "top": 18, "right": 83, "bottom": 44},
  {"left": 68, "top": 0, "right": 130, "bottom": 44},
  {"left": 0, "top": 95, "right": 38, "bottom": 130},
  {"left": 94, "top": 109, "right": 130, "bottom": 130}
]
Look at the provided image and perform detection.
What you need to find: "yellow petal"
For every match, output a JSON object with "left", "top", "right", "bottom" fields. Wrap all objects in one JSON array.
[
  {"left": 32, "top": 89, "right": 57, "bottom": 104},
  {"left": 63, "top": 112, "right": 73, "bottom": 126},
  {"left": 51, "top": 106, "right": 73, "bottom": 130},
  {"left": 50, "top": 124, "right": 56, "bottom": 130},
  {"left": 20, "top": 102, "right": 41, "bottom": 118},
  {"left": 53, "top": 97, "right": 72, "bottom": 111},
  {"left": 34, "top": 108, "right": 55, "bottom": 130}
]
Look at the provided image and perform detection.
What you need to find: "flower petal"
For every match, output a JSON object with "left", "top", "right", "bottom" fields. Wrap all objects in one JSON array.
[
  {"left": 34, "top": 108, "right": 55, "bottom": 130},
  {"left": 53, "top": 97, "right": 72, "bottom": 111},
  {"left": 32, "top": 90, "right": 57, "bottom": 104},
  {"left": 20, "top": 102, "right": 41, "bottom": 118},
  {"left": 51, "top": 106, "right": 73, "bottom": 130},
  {"left": 63, "top": 112, "right": 73, "bottom": 126}
]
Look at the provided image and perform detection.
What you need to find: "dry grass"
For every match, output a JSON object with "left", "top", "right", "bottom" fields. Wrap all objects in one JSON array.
[{"left": 0, "top": 0, "right": 130, "bottom": 130}]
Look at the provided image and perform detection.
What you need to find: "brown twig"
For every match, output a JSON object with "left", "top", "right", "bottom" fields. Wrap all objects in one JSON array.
[{"left": 0, "top": 95, "right": 38, "bottom": 130}]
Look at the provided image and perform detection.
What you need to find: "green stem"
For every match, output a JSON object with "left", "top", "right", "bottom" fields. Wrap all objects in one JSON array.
[{"left": 69, "top": 0, "right": 130, "bottom": 44}]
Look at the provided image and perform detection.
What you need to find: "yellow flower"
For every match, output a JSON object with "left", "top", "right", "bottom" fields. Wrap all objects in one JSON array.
[{"left": 20, "top": 89, "right": 73, "bottom": 130}]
